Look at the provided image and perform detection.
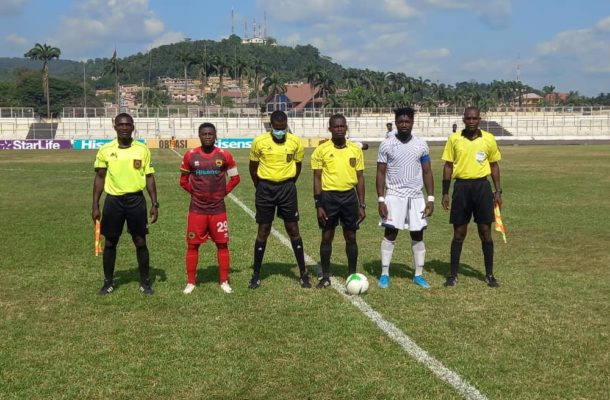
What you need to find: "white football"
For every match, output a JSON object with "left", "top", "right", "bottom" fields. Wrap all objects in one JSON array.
[{"left": 345, "top": 273, "right": 369, "bottom": 295}]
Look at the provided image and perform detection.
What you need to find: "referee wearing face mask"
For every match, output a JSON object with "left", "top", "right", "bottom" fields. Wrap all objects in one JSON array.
[{"left": 248, "top": 110, "right": 311, "bottom": 290}]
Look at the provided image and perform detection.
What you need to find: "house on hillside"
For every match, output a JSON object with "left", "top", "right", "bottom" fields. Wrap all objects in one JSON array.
[
  {"left": 264, "top": 82, "right": 324, "bottom": 113},
  {"left": 519, "top": 93, "right": 542, "bottom": 106}
]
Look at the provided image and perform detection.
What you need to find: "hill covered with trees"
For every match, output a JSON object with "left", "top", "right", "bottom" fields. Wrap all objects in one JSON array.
[{"left": 1, "top": 34, "right": 609, "bottom": 116}]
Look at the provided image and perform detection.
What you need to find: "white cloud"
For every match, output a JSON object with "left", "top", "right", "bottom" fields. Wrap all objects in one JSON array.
[
  {"left": 535, "top": 15, "right": 610, "bottom": 80},
  {"left": 416, "top": 48, "right": 450, "bottom": 59},
  {"left": 383, "top": 0, "right": 421, "bottom": 19},
  {"left": 422, "top": 0, "right": 511, "bottom": 29},
  {"left": 0, "top": 0, "right": 27, "bottom": 16},
  {"left": 51, "top": 0, "right": 177, "bottom": 59},
  {"left": 595, "top": 15, "right": 610, "bottom": 31},
  {"left": 5, "top": 33, "right": 27, "bottom": 47},
  {"left": 148, "top": 31, "right": 185, "bottom": 50},
  {"left": 260, "top": 0, "right": 349, "bottom": 22}
]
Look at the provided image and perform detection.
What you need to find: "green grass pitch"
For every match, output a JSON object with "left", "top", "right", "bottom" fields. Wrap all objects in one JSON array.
[{"left": 0, "top": 144, "right": 608, "bottom": 399}]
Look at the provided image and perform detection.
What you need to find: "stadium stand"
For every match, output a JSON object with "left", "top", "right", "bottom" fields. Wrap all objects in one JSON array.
[{"left": 1, "top": 107, "right": 609, "bottom": 142}]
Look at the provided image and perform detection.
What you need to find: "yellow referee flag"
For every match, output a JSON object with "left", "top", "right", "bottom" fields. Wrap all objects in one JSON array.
[
  {"left": 494, "top": 204, "right": 507, "bottom": 243},
  {"left": 95, "top": 220, "right": 101, "bottom": 256}
]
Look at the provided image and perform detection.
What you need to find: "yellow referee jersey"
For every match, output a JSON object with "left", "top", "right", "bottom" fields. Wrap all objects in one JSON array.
[
  {"left": 311, "top": 140, "right": 364, "bottom": 191},
  {"left": 249, "top": 132, "right": 304, "bottom": 182},
  {"left": 94, "top": 139, "right": 155, "bottom": 195},
  {"left": 441, "top": 129, "right": 501, "bottom": 179}
]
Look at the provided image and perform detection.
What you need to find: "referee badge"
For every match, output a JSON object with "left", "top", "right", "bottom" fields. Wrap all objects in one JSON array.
[
  {"left": 349, "top": 157, "right": 356, "bottom": 167},
  {"left": 286, "top": 154, "right": 294, "bottom": 162},
  {"left": 133, "top": 159, "right": 142, "bottom": 169}
]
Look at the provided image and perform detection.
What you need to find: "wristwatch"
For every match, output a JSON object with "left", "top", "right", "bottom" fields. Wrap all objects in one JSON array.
[
  {"left": 359, "top": 203, "right": 366, "bottom": 209},
  {"left": 152, "top": 202, "right": 160, "bottom": 208},
  {"left": 495, "top": 188, "right": 503, "bottom": 194}
]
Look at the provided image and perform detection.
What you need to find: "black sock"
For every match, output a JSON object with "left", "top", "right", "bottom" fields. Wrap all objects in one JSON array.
[
  {"left": 450, "top": 239, "right": 463, "bottom": 277},
  {"left": 102, "top": 244, "right": 117, "bottom": 282},
  {"left": 291, "top": 238, "right": 307, "bottom": 276},
  {"left": 482, "top": 241, "right": 494, "bottom": 276},
  {"left": 136, "top": 245, "right": 150, "bottom": 282},
  {"left": 253, "top": 240, "right": 266, "bottom": 277},
  {"left": 320, "top": 243, "right": 332, "bottom": 278},
  {"left": 345, "top": 242, "right": 358, "bottom": 275}
]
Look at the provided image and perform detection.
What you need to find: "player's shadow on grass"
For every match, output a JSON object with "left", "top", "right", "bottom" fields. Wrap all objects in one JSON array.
[
  {"left": 363, "top": 260, "right": 413, "bottom": 278},
  {"left": 195, "top": 264, "right": 225, "bottom": 284},
  {"left": 313, "top": 263, "right": 355, "bottom": 279},
  {"left": 257, "top": 262, "right": 308, "bottom": 282},
  {"left": 113, "top": 266, "right": 167, "bottom": 289},
  {"left": 426, "top": 259, "right": 486, "bottom": 281}
]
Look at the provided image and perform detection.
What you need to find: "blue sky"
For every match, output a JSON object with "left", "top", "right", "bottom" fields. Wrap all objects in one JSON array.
[{"left": 1, "top": 0, "right": 609, "bottom": 96}]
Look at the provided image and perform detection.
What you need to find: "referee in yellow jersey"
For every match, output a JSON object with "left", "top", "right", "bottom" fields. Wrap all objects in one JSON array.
[
  {"left": 248, "top": 110, "right": 311, "bottom": 289},
  {"left": 441, "top": 107, "right": 502, "bottom": 287},
  {"left": 312, "top": 114, "right": 366, "bottom": 289},
  {"left": 92, "top": 113, "right": 159, "bottom": 295}
]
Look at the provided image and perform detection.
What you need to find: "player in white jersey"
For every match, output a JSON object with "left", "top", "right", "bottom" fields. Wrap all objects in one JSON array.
[{"left": 376, "top": 107, "right": 435, "bottom": 288}]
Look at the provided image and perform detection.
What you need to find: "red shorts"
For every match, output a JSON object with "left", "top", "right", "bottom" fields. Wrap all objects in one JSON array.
[{"left": 186, "top": 212, "right": 229, "bottom": 244}]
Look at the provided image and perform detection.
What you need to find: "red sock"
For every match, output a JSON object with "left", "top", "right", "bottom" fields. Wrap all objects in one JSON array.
[
  {"left": 186, "top": 244, "right": 199, "bottom": 284},
  {"left": 217, "top": 243, "right": 230, "bottom": 283}
]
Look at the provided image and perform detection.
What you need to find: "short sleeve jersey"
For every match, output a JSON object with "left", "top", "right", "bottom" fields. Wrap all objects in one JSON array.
[
  {"left": 180, "top": 146, "right": 237, "bottom": 214},
  {"left": 311, "top": 140, "right": 364, "bottom": 191},
  {"left": 249, "top": 132, "right": 304, "bottom": 182},
  {"left": 377, "top": 135, "right": 430, "bottom": 198},
  {"left": 441, "top": 129, "right": 501, "bottom": 179},
  {"left": 94, "top": 139, "right": 154, "bottom": 196}
]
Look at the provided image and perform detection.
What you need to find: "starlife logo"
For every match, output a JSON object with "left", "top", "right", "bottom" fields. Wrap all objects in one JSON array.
[
  {"left": 216, "top": 139, "right": 253, "bottom": 149},
  {"left": 1, "top": 140, "right": 62, "bottom": 150}
]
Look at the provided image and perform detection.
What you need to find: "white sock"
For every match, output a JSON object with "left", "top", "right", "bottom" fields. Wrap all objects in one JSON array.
[
  {"left": 412, "top": 240, "right": 426, "bottom": 276},
  {"left": 381, "top": 238, "right": 395, "bottom": 276}
]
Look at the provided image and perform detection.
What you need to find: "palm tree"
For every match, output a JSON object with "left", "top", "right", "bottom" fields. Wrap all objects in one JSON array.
[
  {"left": 211, "top": 53, "right": 231, "bottom": 109},
  {"left": 177, "top": 49, "right": 195, "bottom": 103},
  {"left": 303, "top": 64, "right": 321, "bottom": 112},
  {"left": 262, "top": 72, "right": 287, "bottom": 111},
  {"left": 103, "top": 50, "right": 125, "bottom": 107},
  {"left": 542, "top": 85, "right": 556, "bottom": 105},
  {"left": 248, "top": 56, "right": 267, "bottom": 112},
  {"left": 24, "top": 43, "right": 60, "bottom": 118},
  {"left": 316, "top": 70, "right": 337, "bottom": 107},
  {"left": 196, "top": 50, "right": 212, "bottom": 104}
]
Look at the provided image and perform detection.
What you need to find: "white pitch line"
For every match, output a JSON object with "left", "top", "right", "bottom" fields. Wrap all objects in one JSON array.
[{"left": 170, "top": 147, "right": 487, "bottom": 400}]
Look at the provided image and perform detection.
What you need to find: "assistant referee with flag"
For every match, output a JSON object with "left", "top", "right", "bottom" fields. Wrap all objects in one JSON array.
[
  {"left": 441, "top": 107, "right": 502, "bottom": 288},
  {"left": 92, "top": 113, "right": 158, "bottom": 295}
]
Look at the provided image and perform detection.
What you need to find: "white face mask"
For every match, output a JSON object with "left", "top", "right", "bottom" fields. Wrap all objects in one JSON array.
[{"left": 271, "top": 129, "right": 286, "bottom": 139}]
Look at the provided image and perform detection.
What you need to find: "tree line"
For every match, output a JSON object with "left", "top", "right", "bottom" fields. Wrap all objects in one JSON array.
[{"left": 1, "top": 35, "right": 609, "bottom": 117}]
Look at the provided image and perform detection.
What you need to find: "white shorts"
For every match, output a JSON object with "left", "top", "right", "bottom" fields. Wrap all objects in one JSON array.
[{"left": 379, "top": 195, "right": 427, "bottom": 231}]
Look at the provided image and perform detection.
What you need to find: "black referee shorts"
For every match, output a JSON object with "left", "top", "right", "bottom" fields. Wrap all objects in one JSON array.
[
  {"left": 255, "top": 179, "right": 299, "bottom": 224},
  {"left": 319, "top": 189, "right": 360, "bottom": 231},
  {"left": 101, "top": 192, "right": 149, "bottom": 238},
  {"left": 449, "top": 178, "right": 494, "bottom": 225}
]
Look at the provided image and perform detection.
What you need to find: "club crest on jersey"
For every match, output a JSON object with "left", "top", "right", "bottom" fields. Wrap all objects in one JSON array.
[
  {"left": 349, "top": 157, "right": 356, "bottom": 167},
  {"left": 286, "top": 154, "right": 294, "bottom": 162},
  {"left": 133, "top": 159, "right": 142, "bottom": 169},
  {"left": 188, "top": 232, "right": 196, "bottom": 240},
  {"left": 215, "top": 159, "right": 223, "bottom": 167}
]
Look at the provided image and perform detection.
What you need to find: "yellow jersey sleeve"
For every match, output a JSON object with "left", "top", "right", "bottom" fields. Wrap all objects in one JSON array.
[
  {"left": 441, "top": 133, "right": 456, "bottom": 163},
  {"left": 295, "top": 137, "right": 305, "bottom": 163},
  {"left": 487, "top": 135, "right": 501, "bottom": 162}
]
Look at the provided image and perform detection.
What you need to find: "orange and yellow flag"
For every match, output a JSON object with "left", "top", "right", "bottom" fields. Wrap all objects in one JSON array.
[
  {"left": 494, "top": 204, "right": 507, "bottom": 243},
  {"left": 95, "top": 220, "right": 101, "bottom": 256}
]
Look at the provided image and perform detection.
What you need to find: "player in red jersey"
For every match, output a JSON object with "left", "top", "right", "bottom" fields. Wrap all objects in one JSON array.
[{"left": 180, "top": 123, "right": 240, "bottom": 294}]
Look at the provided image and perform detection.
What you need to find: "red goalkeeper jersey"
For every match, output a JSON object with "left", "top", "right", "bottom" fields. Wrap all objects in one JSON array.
[{"left": 180, "top": 147, "right": 238, "bottom": 214}]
